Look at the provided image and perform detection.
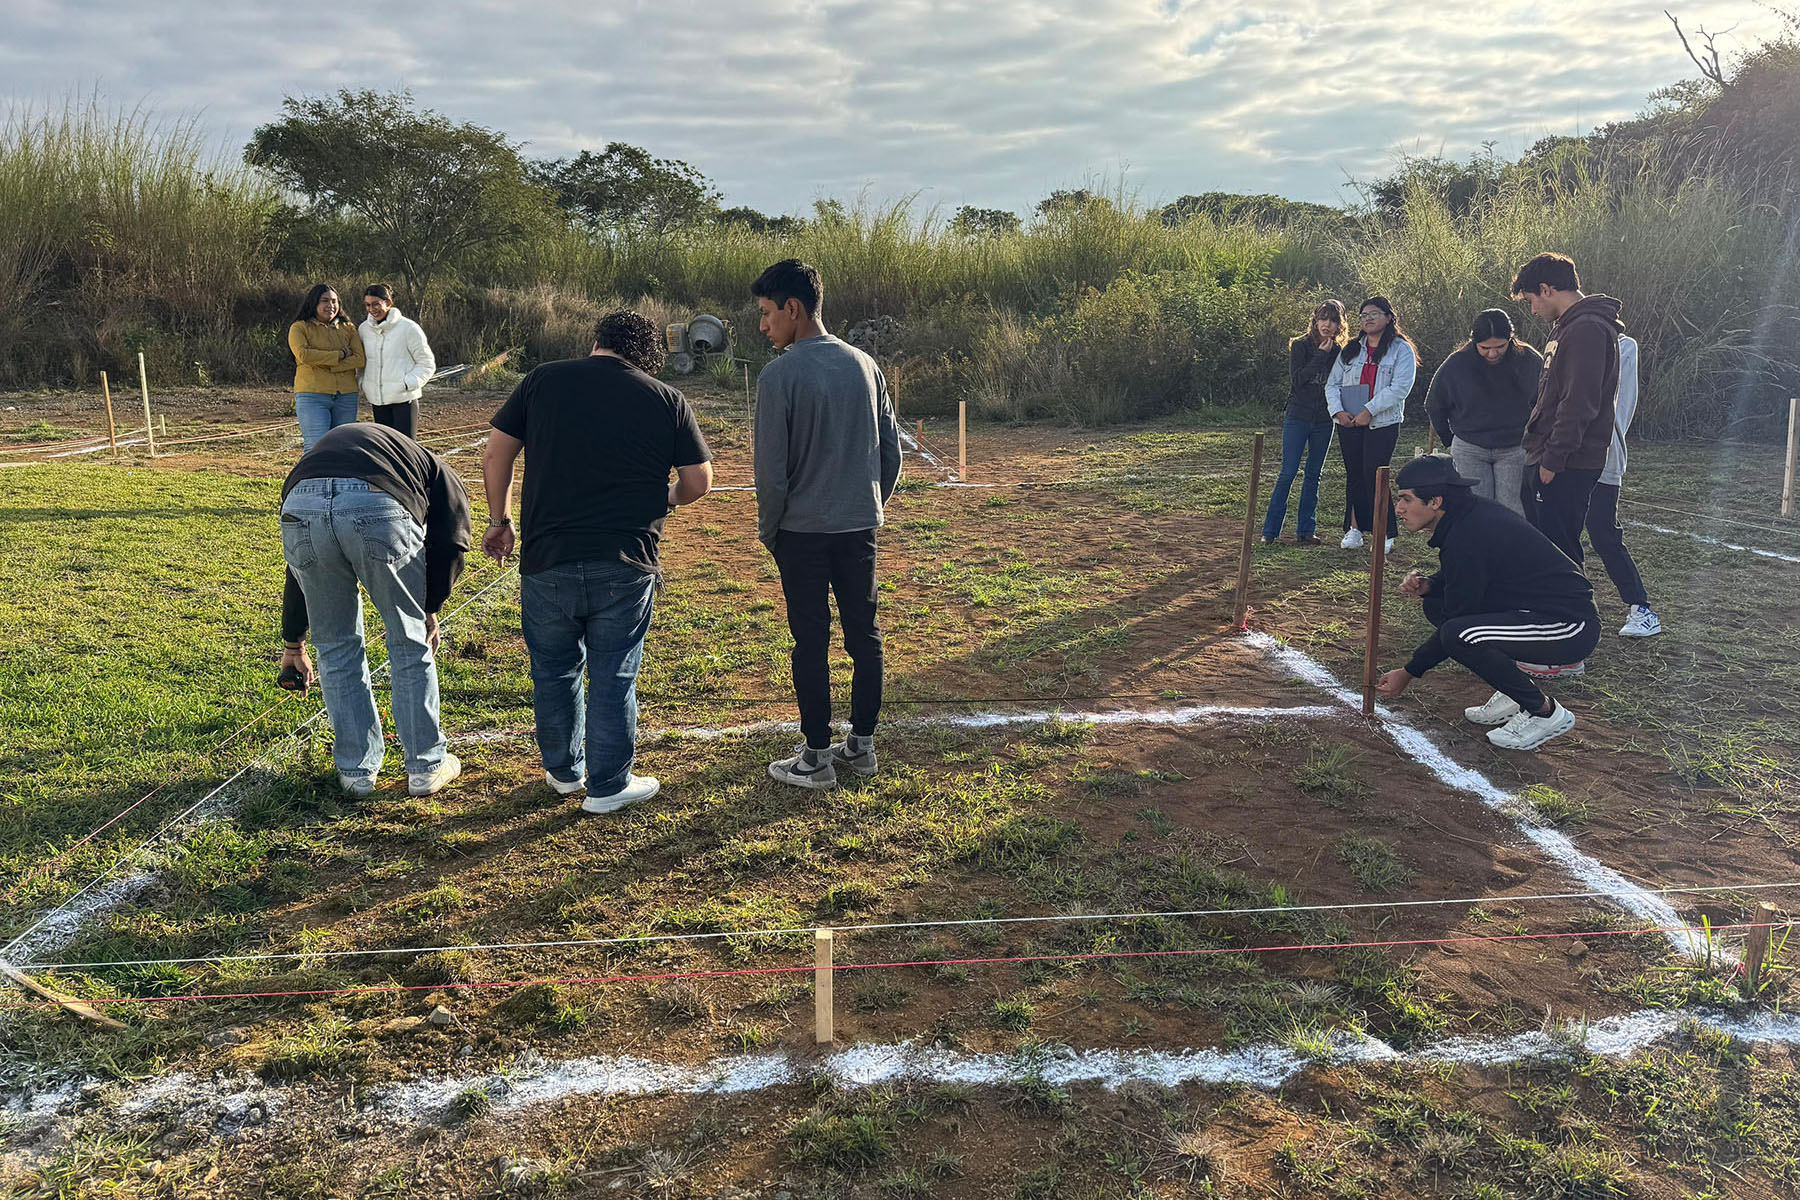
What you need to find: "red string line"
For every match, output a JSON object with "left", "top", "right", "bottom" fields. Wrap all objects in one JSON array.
[{"left": 2, "top": 921, "right": 1772, "bottom": 1011}]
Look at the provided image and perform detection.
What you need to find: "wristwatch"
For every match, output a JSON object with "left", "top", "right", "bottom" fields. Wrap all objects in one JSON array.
[{"left": 487, "top": 517, "right": 512, "bottom": 529}]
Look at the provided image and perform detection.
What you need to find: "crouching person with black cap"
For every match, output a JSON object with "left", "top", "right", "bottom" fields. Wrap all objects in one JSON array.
[{"left": 1374, "top": 455, "right": 1599, "bottom": 751}]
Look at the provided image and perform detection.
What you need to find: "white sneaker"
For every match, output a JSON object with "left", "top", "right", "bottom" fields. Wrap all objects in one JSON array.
[
  {"left": 1486, "top": 702, "right": 1576, "bottom": 751},
  {"left": 339, "top": 772, "right": 376, "bottom": 798},
  {"left": 1463, "top": 691, "right": 1522, "bottom": 726},
  {"left": 1619, "top": 605, "right": 1662, "bottom": 638},
  {"left": 1340, "top": 529, "right": 1365, "bottom": 550},
  {"left": 1518, "top": 660, "right": 1585, "bottom": 679},
  {"left": 581, "top": 774, "right": 659, "bottom": 814},
  {"left": 544, "top": 770, "right": 585, "bottom": 796},
  {"left": 407, "top": 753, "right": 461, "bottom": 797}
]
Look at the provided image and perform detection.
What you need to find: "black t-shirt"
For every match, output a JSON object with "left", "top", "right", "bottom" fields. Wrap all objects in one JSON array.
[{"left": 490, "top": 355, "right": 710, "bottom": 576}]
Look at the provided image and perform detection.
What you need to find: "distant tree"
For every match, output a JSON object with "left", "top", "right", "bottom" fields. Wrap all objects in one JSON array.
[
  {"left": 811, "top": 197, "right": 850, "bottom": 226},
  {"left": 1157, "top": 192, "right": 1345, "bottom": 228},
  {"left": 950, "top": 206, "right": 1022, "bottom": 238},
  {"left": 532, "top": 142, "right": 720, "bottom": 236},
  {"left": 1034, "top": 188, "right": 1102, "bottom": 218},
  {"left": 246, "top": 89, "right": 549, "bottom": 302},
  {"left": 716, "top": 205, "right": 804, "bottom": 235},
  {"left": 1364, "top": 151, "right": 1509, "bottom": 220}
]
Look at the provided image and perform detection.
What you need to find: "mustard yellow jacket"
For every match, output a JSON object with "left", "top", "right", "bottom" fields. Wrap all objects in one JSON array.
[{"left": 289, "top": 319, "right": 367, "bottom": 395}]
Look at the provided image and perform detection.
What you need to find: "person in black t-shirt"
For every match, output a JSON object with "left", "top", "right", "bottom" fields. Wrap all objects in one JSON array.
[{"left": 482, "top": 311, "right": 712, "bottom": 814}]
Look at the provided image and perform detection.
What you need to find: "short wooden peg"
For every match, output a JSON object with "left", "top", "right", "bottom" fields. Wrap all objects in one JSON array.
[{"left": 814, "top": 928, "right": 835, "bottom": 1044}]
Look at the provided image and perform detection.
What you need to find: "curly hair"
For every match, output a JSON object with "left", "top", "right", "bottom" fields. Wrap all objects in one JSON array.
[{"left": 594, "top": 310, "right": 665, "bottom": 374}]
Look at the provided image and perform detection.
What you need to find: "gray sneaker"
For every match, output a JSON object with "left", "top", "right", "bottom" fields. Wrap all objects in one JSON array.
[
  {"left": 769, "top": 746, "right": 838, "bottom": 790},
  {"left": 408, "top": 753, "right": 462, "bottom": 797},
  {"left": 831, "top": 736, "right": 878, "bottom": 777},
  {"left": 339, "top": 772, "right": 376, "bottom": 798}
]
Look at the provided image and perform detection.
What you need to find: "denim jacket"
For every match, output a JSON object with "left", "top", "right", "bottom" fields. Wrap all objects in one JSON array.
[{"left": 1324, "top": 337, "right": 1416, "bottom": 429}]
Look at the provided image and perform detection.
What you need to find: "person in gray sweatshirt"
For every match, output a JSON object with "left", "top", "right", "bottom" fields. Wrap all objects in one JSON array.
[
  {"left": 1582, "top": 335, "right": 1662, "bottom": 638},
  {"left": 752, "top": 259, "right": 903, "bottom": 790}
]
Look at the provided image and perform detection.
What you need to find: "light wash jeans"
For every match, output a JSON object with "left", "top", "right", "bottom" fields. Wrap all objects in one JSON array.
[
  {"left": 521, "top": 560, "right": 657, "bottom": 798},
  {"left": 1450, "top": 439, "right": 1528, "bottom": 516},
  {"left": 295, "top": 391, "right": 358, "bottom": 451},
  {"left": 281, "top": 478, "right": 446, "bottom": 783}
]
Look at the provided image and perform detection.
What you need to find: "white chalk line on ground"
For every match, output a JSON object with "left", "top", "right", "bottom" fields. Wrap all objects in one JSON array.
[
  {"left": 1633, "top": 520, "right": 1800, "bottom": 565},
  {"left": 5, "top": 1006, "right": 1793, "bottom": 1134},
  {"left": 0, "top": 567, "right": 523, "bottom": 968},
  {"left": 1242, "top": 632, "right": 1698, "bottom": 956}
]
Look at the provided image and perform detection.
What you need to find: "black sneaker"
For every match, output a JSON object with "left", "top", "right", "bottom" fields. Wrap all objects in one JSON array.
[{"left": 769, "top": 746, "right": 838, "bottom": 790}]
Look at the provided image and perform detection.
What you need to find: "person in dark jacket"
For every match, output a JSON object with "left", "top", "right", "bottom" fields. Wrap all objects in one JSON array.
[
  {"left": 1424, "top": 309, "right": 1542, "bottom": 516},
  {"left": 1263, "top": 300, "right": 1346, "bottom": 544},
  {"left": 279, "top": 422, "right": 472, "bottom": 797},
  {"left": 1374, "top": 455, "right": 1599, "bottom": 752},
  {"left": 1512, "top": 252, "right": 1622, "bottom": 565}
]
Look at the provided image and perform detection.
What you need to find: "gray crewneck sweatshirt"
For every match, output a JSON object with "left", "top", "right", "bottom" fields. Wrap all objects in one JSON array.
[{"left": 754, "top": 334, "right": 903, "bottom": 546}]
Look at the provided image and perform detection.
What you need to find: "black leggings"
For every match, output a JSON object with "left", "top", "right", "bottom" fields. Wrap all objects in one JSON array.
[
  {"left": 371, "top": 401, "right": 418, "bottom": 439},
  {"left": 1338, "top": 423, "right": 1401, "bottom": 532}
]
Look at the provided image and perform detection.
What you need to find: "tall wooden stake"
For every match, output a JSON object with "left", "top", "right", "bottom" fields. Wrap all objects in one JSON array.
[
  {"left": 814, "top": 928, "right": 835, "bottom": 1044},
  {"left": 1233, "top": 432, "right": 1265, "bottom": 630},
  {"left": 137, "top": 352, "right": 155, "bottom": 458},
  {"left": 743, "top": 362, "right": 752, "bottom": 425},
  {"left": 1782, "top": 397, "right": 1798, "bottom": 518},
  {"left": 1362, "top": 465, "right": 1392, "bottom": 716},
  {"left": 958, "top": 401, "right": 968, "bottom": 480},
  {"left": 100, "top": 371, "right": 117, "bottom": 456}
]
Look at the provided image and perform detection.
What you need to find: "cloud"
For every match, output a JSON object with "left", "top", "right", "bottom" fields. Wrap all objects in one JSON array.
[{"left": 0, "top": 0, "right": 1784, "bottom": 214}]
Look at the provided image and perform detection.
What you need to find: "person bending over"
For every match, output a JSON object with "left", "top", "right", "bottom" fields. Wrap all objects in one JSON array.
[
  {"left": 1374, "top": 456, "right": 1599, "bottom": 752},
  {"left": 279, "top": 422, "right": 470, "bottom": 796},
  {"left": 753, "top": 258, "right": 903, "bottom": 790}
]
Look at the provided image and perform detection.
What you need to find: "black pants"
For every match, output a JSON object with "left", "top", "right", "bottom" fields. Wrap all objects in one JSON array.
[
  {"left": 371, "top": 401, "right": 418, "bottom": 439},
  {"left": 1583, "top": 483, "right": 1648, "bottom": 607},
  {"left": 1523, "top": 465, "right": 1601, "bottom": 566},
  {"left": 1422, "top": 595, "right": 1600, "bottom": 713},
  {"left": 1337, "top": 423, "right": 1401, "bottom": 533},
  {"left": 774, "top": 529, "right": 883, "bottom": 749}
]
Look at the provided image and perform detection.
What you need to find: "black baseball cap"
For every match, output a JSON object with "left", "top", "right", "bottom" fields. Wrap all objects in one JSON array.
[{"left": 1395, "top": 455, "right": 1478, "bottom": 492}]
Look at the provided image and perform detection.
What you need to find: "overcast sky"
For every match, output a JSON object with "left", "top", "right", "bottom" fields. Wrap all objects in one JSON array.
[{"left": 1, "top": 1, "right": 1784, "bottom": 215}]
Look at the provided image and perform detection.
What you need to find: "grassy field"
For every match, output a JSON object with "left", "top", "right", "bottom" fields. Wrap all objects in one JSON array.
[{"left": 3, "top": 384, "right": 1800, "bottom": 1197}]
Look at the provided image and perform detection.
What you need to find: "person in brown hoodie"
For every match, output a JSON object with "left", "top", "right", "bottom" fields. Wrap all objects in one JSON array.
[{"left": 1512, "top": 252, "right": 1623, "bottom": 569}]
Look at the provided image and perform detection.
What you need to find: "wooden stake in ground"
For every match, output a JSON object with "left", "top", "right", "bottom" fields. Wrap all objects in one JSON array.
[
  {"left": 1232, "top": 432, "right": 1265, "bottom": 630},
  {"left": 1743, "top": 901, "right": 1784, "bottom": 1000},
  {"left": 100, "top": 370, "right": 117, "bottom": 457},
  {"left": 1362, "top": 464, "right": 1392, "bottom": 717},
  {"left": 1783, "top": 397, "right": 1798, "bottom": 518},
  {"left": 137, "top": 352, "right": 155, "bottom": 458},
  {"left": 743, "top": 361, "right": 752, "bottom": 425},
  {"left": 1420, "top": 424, "right": 1437, "bottom": 457},
  {"left": 814, "top": 928, "right": 835, "bottom": 1044},
  {"left": 958, "top": 401, "right": 967, "bottom": 480},
  {"left": 0, "top": 959, "right": 126, "bottom": 1031}
]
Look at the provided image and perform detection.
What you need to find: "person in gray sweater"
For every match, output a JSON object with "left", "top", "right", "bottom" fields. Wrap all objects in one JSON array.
[
  {"left": 752, "top": 259, "right": 903, "bottom": 790},
  {"left": 1424, "top": 309, "right": 1542, "bottom": 516}
]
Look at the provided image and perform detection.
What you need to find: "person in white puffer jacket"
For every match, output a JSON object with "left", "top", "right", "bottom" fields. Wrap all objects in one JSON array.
[{"left": 358, "top": 284, "right": 436, "bottom": 439}]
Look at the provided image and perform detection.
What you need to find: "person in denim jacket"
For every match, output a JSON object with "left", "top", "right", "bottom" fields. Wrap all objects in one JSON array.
[{"left": 1325, "top": 296, "right": 1418, "bottom": 550}]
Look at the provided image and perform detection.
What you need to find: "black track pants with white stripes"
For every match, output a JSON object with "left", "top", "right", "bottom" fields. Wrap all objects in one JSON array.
[{"left": 1421, "top": 596, "right": 1600, "bottom": 713}]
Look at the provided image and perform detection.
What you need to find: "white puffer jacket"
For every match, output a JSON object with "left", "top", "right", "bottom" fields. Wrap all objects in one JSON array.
[{"left": 358, "top": 310, "right": 437, "bottom": 406}]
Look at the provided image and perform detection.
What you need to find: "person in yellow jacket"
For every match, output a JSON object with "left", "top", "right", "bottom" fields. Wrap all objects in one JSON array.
[{"left": 289, "top": 284, "right": 367, "bottom": 451}]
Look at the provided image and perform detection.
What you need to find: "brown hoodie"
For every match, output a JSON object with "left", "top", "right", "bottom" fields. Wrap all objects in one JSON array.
[{"left": 1521, "top": 294, "right": 1623, "bottom": 473}]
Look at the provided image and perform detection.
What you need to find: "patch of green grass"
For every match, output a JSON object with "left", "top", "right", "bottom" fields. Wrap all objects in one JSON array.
[
  {"left": 1518, "top": 783, "right": 1591, "bottom": 828},
  {"left": 1293, "top": 746, "right": 1372, "bottom": 807},
  {"left": 1335, "top": 833, "right": 1413, "bottom": 893},
  {"left": 787, "top": 1112, "right": 897, "bottom": 1171}
]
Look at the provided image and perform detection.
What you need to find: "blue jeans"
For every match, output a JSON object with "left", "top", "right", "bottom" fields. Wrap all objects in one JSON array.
[
  {"left": 296, "top": 391, "right": 358, "bottom": 451},
  {"left": 281, "top": 479, "right": 446, "bottom": 782},
  {"left": 521, "top": 560, "right": 657, "bottom": 798},
  {"left": 1263, "top": 415, "right": 1335, "bottom": 540}
]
